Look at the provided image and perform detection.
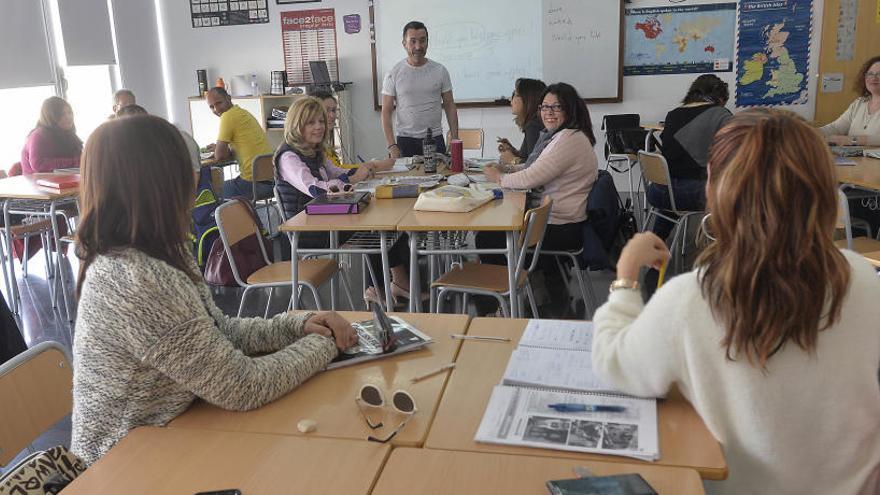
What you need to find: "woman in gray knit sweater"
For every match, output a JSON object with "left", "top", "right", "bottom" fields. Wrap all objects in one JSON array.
[{"left": 71, "top": 115, "right": 357, "bottom": 466}]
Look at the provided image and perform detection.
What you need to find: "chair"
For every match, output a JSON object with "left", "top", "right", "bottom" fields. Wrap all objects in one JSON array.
[
  {"left": 431, "top": 198, "right": 553, "bottom": 317},
  {"left": 448, "top": 129, "right": 484, "bottom": 157},
  {"left": 602, "top": 115, "right": 647, "bottom": 228},
  {"left": 0, "top": 341, "right": 72, "bottom": 467},
  {"left": 530, "top": 247, "right": 599, "bottom": 319},
  {"left": 638, "top": 151, "right": 704, "bottom": 273},
  {"left": 251, "top": 154, "right": 277, "bottom": 233},
  {"left": 214, "top": 200, "right": 338, "bottom": 316},
  {"left": 835, "top": 189, "right": 880, "bottom": 268}
]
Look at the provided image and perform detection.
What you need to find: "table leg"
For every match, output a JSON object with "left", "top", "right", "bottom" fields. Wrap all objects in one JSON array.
[
  {"left": 49, "top": 202, "right": 72, "bottom": 322},
  {"left": 408, "top": 231, "right": 420, "bottom": 313},
  {"left": 506, "top": 230, "right": 518, "bottom": 318},
  {"left": 2, "top": 200, "right": 17, "bottom": 314},
  {"left": 379, "top": 233, "right": 393, "bottom": 311},
  {"left": 290, "top": 232, "right": 300, "bottom": 310}
]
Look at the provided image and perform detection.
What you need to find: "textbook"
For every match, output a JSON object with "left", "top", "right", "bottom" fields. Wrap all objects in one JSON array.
[
  {"left": 546, "top": 474, "right": 658, "bottom": 495},
  {"left": 35, "top": 173, "right": 80, "bottom": 191},
  {"left": 327, "top": 304, "right": 432, "bottom": 370},
  {"left": 304, "top": 191, "right": 371, "bottom": 215},
  {"left": 475, "top": 320, "right": 659, "bottom": 461}
]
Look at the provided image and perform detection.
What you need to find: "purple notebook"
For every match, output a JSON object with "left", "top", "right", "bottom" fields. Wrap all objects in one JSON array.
[{"left": 305, "top": 191, "right": 371, "bottom": 215}]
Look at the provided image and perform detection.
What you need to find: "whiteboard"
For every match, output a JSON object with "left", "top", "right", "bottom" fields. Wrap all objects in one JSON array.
[{"left": 371, "top": 0, "right": 623, "bottom": 105}]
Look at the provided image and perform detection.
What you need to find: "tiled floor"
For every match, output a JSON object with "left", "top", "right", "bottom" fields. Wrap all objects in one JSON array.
[{"left": 0, "top": 242, "right": 615, "bottom": 474}]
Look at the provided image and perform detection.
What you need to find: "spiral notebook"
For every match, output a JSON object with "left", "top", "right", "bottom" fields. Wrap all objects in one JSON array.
[{"left": 476, "top": 320, "right": 659, "bottom": 461}]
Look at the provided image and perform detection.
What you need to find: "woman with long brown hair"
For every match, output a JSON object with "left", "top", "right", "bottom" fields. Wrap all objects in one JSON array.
[
  {"left": 71, "top": 115, "right": 357, "bottom": 466},
  {"left": 593, "top": 109, "right": 880, "bottom": 495},
  {"left": 497, "top": 78, "right": 547, "bottom": 165},
  {"left": 21, "top": 96, "right": 82, "bottom": 174}
]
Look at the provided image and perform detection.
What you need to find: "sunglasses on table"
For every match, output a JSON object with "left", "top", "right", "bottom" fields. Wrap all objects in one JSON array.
[{"left": 355, "top": 384, "right": 418, "bottom": 443}]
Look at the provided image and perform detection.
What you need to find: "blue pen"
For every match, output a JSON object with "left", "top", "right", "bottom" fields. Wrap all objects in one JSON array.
[
  {"left": 357, "top": 154, "right": 365, "bottom": 162},
  {"left": 547, "top": 403, "right": 626, "bottom": 413}
]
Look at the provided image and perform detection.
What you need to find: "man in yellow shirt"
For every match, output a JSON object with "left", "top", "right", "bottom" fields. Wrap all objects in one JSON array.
[{"left": 205, "top": 87, "right": 273, "bottom": 199}]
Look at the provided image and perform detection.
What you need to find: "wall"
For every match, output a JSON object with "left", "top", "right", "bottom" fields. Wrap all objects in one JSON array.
[
  {"left": 144, "top": 0, "right": 825, "bottom": 190},
  {"left": 111, "top": 0, "right": 167, "bottom": 118}
]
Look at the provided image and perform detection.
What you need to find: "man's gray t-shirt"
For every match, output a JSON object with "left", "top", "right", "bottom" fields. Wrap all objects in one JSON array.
[{"left": 382, "top": 58, "right": 453, "bottom": 138}]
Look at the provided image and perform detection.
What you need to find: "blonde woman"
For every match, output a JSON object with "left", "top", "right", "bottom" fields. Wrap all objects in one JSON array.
[
  {"left": 273, "top": 97, "right": 415, "bottom": 303},
  {"left": 593, "top": 109, "right": 880, "bottom": 495}
]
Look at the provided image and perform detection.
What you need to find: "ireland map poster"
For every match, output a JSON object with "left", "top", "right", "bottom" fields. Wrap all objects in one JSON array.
[
  {"left": 624, "top": 3, "right": 736, "bottom": 76},
  {"left": 736, "top": 0, "right": 813, "bottom": 107}
]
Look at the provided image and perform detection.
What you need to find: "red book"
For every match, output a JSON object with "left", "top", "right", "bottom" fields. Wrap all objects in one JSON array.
[{"left": 35, "top": 173, "right": 80, "bottom": 191}]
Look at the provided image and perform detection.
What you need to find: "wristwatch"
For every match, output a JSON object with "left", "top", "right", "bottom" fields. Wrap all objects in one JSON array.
[{"left": 609, "top": 278, "right": 640, "bottom": 293}]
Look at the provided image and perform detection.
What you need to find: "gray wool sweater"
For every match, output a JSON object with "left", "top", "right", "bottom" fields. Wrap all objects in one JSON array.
[{"left": 71, "top": 248, "right": 338, "bottom": 466}]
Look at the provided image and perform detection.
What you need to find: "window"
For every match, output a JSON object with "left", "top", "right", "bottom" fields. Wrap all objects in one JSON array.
[{"left": 0, "top": 85, "right": 57, "bottom": 169}]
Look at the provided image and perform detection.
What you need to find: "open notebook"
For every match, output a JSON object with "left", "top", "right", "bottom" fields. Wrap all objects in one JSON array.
[{"left": 475, "top": 320, "right": 659, "bottom": 461}]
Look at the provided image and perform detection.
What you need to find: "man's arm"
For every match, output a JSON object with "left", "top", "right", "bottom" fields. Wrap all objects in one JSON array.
[
  {"left": 212, "top": 140, "right": 232, "bottom": 161},
  {"left": 381, "top": 94, "right": 400, "bottom": 158},
  {"left": 441, "top": 90, "right": 459, "bottom": 141}
]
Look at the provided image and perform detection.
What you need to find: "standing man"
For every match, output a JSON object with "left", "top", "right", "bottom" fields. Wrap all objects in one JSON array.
[
  {"left": 205, "top": 86, "right": 274, "bottom": 199},
  {"left": 381, "top": 20, "right": 459, "bottom": 158},
  {"left": 109, "top": 89, "right": 136, "bottom": 119}
]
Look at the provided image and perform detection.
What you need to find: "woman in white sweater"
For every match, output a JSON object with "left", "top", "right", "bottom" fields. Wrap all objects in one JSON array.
[
  {"left": 593, "top": 109, "right": 880, "bottom": 495},
  {"left": 820, "top": 55, "right": 880, "bottom": 146},
  {"left": 72, "top": 115, "right": 358, "bottom": 466}
]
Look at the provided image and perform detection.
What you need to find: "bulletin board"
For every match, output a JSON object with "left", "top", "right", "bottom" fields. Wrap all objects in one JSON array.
[
  {"left": 814, "top": 0, "right": 880, "bottom": 123},
  {"left": 190, "top": 0, "right": 270, "bottom": 28}
]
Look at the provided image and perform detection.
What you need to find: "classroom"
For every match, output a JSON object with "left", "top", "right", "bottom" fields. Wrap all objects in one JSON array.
[{"left": 0, "top": 0, "right": 878, "bottom": 493}]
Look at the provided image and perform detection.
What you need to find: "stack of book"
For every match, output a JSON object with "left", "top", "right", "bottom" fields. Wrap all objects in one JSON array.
[{"left": 35, "top": 173, "right": 80, "bottom": 193}]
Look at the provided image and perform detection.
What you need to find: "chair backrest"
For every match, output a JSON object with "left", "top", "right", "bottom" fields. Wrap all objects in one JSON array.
[
  {"left": 515, "top": 197, "right": 553, "bottom": 275},
  {"left": 837, "top": 189, "right": 853, "bottom": 250},
  {"left": 0, "top": 341, "right": 72, "bottom": 466},
  {"left": 210, "top": 167, "right": 224, "bottom": 196},
  {"left": 639, "top": 150, "right": 679, "bottom": 212},
  {"left": 214, "top": 199, "right": 272, "bottom": 286},
  {"left": 601, "top": 114, "right": 641, "bottom": 132},
  {"left": 251, "top": 154, "right": 275, "bottom": 200},
  {"left": 449, "top": 129, "right": 484, "bottom": 152}
]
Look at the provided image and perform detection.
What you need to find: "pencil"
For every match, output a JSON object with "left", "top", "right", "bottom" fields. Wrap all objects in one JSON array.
[
  {"left": 410, "top": 362, "right": 455, "bottom": 383},
  {"left": 449, "top": 334, "right": 511, "bottom": 342},
  {"left": 657, "top": 260, "right": 668, "bottom": 288}
]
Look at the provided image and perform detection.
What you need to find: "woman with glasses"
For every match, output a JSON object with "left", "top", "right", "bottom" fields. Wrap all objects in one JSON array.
[
  {"left": 72, "top": 114, "right": 359, "bottom": 466},
  {"left": 496, "top": 78, "right": 547, "bottom": 165},
  {"left": 479, "top": 83, "right": 598, "bottom": 307},
  {"left": 593, "top": 109, "right": 880, "bottom": 495},
  {"left": 821, "top": 55, "right": 880, "bottom": 146},
  {"left": 21, "top": 96, "right": 82, "bottom": 174},
  {"left": 274, "top": 97, "right": 415, "bottom": 305}
]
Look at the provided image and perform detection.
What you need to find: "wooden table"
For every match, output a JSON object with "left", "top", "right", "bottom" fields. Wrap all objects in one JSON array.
[
  {"left": 837, "top": 156, "right": 880, "bottom": 191},
  {"left": 396, "top": 192, "right": 527, "bottom": 315},
  {"left": 373, "top": 448, "right": 705, "bottom": 495},
  {"left": 63, "top": 427, "right": 390, "bottom": 494},
  {"left": 0, "top": 174, "right": 78, "bottom": 319},
  {"left": 425, "top": 318, "right": 728, "bottom": 480},
  {"left": 279, "top": 198, "right": 417, "bottom": 310},
  {"left": 170, "top": 311, "right": 468, "bottom": 447}
]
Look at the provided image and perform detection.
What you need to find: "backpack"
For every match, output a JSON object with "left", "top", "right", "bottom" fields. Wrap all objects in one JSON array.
[
  {"left": 192, "top": 167, "right": 221, "bottom": 271},
  {"left": 203, "top": 197, "right": 272, "bottom": 287},
  {"left": 580, "top": 170, "right": 636, "bottom": 270}
]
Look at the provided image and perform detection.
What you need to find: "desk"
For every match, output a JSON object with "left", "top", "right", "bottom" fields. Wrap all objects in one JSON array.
[
  {"left": 279, "top": 198, "right": 416, "bottom": 309},
  {"left": 0, "top": 175, "right": 78, "bottom": 319},
  {"left": 425, "top": 318, "right": 728, "bottom": 480},
  {"left": 837, "top": 156, "right": 880, "bottom": 191},
  {"left": 170, "top": 311, "right": 468, "bottom": 447},
  {"left": 373, "top": 448, "right": 705, "bottom": 495},
  {"left": 63, "top": 427, "right": 390, "bottom": 494},
  {"left": 397, "top": 192, "right": 526, "bottom": 315}
]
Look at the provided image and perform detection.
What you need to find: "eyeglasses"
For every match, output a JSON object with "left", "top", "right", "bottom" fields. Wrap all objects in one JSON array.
[
  {"left": 539, "top": 104, "right": 563, "bottom": 114},
  {"left": 865, "top": 71, "right": 880, "bottom": 79},
  {"left": 355, "top": 384, "right": 418, "bottom": 443}
]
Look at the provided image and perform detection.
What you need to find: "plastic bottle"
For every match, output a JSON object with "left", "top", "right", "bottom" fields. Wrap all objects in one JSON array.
[
  {"left": 250, "top": 74, "right": 260, "bottom": 96},
  {"left": 422, "top": 128, "right": 436, "bottom": 173}
]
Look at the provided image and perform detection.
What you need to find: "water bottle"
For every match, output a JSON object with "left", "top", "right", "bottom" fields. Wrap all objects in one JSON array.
[
  {"left": 250, "top": 74, "right": 260, "bottom": 96},
  {"left": 423, "top": 128, "right": 436, "bottom": 172}
]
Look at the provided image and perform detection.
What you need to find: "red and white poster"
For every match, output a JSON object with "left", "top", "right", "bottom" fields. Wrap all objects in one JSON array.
[{"left": 281, "top": 9, "right": 339, "bottom": 84}]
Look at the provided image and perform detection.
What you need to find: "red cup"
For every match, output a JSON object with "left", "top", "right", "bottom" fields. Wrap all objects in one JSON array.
[{"left": 450, "top": 139, "right": 463, "bottom": 172}]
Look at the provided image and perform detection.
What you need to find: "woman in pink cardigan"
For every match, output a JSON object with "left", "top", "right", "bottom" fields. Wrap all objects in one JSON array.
[{"left": 21, "top": 97, "right": 82, "bottom": 174}]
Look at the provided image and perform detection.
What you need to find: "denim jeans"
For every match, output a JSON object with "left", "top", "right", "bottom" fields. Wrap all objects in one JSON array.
[
  {"left": 223, "top": 175, "right": 275, "bottom": 201},
  {"left": 646, "top": 180, "right": 705, "bottom": 240}
]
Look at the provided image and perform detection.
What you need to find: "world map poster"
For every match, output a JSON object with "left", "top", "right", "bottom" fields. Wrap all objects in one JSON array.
[
  {"left": 624, "top": 3, "right": 736, "bottom": 76},
  {"left": 736, "top": 0, "right": 813, "bottom": 107}
]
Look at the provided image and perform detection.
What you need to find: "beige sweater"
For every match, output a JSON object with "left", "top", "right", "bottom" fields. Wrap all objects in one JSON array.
[
  {"left": 71, "top": 248, "right": 337, "bottom": 466},
  {"left": 593, "top": 250, "right": 880, "bottom": 495},
  {"left": 819, "top": 97, "right": 880, "bottom": 146},
  {"left": 501, "top": 129, "right": 598, "bottom": 225}
]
